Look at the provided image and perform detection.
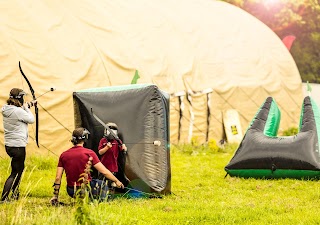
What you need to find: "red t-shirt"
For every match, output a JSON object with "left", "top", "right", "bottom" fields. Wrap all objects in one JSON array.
[
  {"left": 58, "top": 146, "right": 100, "bottom": 187},
  {"left": 98, "top": 138, "right": 121, "bottom": 173}
]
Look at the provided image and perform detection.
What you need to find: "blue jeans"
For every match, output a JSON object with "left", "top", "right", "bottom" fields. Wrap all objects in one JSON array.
[{"left": 67, "top": 179, "right": 108, "bottom": 201}]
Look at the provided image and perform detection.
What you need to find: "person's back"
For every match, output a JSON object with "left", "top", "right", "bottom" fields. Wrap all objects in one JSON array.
[
  {"left": 2, "top": 104, "right": 34, "bottom": 147},
  {"left": 59, "top": 145, "right": 99, "bottom": 187}
]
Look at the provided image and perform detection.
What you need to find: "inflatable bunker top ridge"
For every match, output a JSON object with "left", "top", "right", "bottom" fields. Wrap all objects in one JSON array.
[{"left": 225, "top": 96, "right": 320, "bottom": 179}]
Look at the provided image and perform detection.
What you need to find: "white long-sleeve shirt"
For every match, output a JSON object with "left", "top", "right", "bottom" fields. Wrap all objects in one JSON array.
[{"left": 1, "top": 104, "right": 35, "bottom": 147}]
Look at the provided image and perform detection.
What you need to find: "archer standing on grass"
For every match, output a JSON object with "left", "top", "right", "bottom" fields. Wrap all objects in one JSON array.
[
  {"left": 50, "top": 127, "right": 124, "bottom": 204},
  {"left": 1, "top": 88, "right": 36, "bottom": 202}
]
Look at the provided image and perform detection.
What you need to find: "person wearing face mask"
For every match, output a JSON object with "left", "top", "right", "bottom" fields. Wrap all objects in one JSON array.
[
  {"left": 97, "top": 122, "right": 127, "bottom": 190},
  {"left": 1, "top": 88, "right": 36, "bottom": 202}
]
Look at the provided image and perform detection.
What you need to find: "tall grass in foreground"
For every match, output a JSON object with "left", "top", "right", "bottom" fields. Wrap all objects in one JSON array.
[{"left": 1, "top": 143, "right": 320, "bottom": 224}]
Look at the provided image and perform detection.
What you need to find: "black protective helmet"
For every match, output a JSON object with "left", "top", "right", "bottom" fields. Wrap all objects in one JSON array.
[
  {"left": 10, "top": 88, "right": 26, "bottom": 99},
  {"left": 71, "top": 127, "right": 90, "bottom": 145},
  {"left": 9, "top": 88, "right": 26, "bottom": 104},
  {"left": 104, "top": 122, "right": 118, "bottom": 140}
]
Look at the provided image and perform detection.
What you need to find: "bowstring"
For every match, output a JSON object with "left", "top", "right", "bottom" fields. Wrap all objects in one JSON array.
[{"left": 19, "top": 72, "right": 38, "bottom": 146}]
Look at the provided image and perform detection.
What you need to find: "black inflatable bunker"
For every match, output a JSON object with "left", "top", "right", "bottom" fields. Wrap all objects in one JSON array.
[
  {"left": 73, "top": 84, "right": 171, "bottom": 195},
  {"left": 225, "top": 96, "right": 320, "bottom": 179}
]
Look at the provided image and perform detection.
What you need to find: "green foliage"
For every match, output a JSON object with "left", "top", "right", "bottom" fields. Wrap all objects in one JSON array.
[
  {"left": 222, "top": 0, "right": 320, "bottom": 83},
  {"left": 222, "top": 142, "right": 240, "bottom": 153},
  {"left": 26, "top": 155, "right": 57, "bottom": 170},
  {"left": 172, "top": 137, "right": 233, "bottom": 155},
  {"left": 282, "top": 127, "right": 299, "bottom": 136},
  {"left": 74, "top": 157, "right": 94, "bottom": 225},
  {"left": 291, "top": 32, "right": 320, "bottom": 83},
  {"left": 74, "top": 190, "right": 92, "bottom": 225},
  {"left": 207, "top": 139, "right": 220, "bottom": 153}
]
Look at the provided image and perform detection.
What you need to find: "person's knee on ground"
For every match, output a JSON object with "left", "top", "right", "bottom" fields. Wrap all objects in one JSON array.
[{"left": 90, "top": 179, "right": 108, "bottom": 201}]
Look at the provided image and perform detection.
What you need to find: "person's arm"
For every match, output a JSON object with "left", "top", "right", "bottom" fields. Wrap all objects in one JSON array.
[
  {"left": 24, "top": 100, "right": 37, "bottom": 109},
  {"left": 98, "top": 141, "right": 112, "bottom": 155},
  {"left": 94, "top": 162, "right": 124, "bottom": 188},
  {"left": 50, "top": 167, "right": 64, "bottom": 203},
  {"left": 18, "top": 102, "right": 36, "bottom": 124}
]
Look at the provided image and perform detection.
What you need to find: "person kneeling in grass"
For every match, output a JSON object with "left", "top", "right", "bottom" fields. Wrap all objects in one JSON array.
[{"left": 50, "top": 127, "right": 124, "bottom": 204}]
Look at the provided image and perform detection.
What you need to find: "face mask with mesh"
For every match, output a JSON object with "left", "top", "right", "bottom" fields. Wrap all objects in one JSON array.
[{"left": 105, "top": 128, "right": 118, "bottom": 140}]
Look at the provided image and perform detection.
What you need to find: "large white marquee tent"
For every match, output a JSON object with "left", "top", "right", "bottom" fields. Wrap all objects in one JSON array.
[{"left": 0, "top": 0, "right": 302, "bottom": 156}]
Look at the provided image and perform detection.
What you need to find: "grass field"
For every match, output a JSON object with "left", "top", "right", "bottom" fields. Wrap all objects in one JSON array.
[{"left": 1, "top": 143, "right": 320, "bottom": 225}]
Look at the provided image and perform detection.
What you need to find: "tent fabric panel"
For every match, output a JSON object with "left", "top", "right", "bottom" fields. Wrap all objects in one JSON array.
[
  {"left": 188, "top": 93, "right": 208, "bottom": 144},
  {"left": 169, "top": 96, "right": 180, "bottom": 144}
]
